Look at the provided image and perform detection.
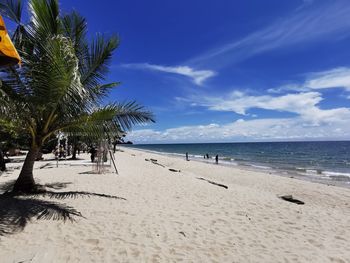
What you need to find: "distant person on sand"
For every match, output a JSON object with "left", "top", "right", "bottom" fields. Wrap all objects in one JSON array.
[
  {"left": 206, "top": 153, "right": 209, "bottom": 159},
  {"left": 215, "top": 154, "right": 219, "bottom": 164},
  {"left": 186, "top": 152, "right": 189, "bottom": 161},
  {"left": 89, "top": 146, "right": 97, "bottom": 163}
]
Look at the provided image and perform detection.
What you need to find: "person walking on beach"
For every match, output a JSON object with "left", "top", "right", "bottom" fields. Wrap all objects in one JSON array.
[
  {"left": 186, "top": 152, "right": 189, "bottom": 161},
  {"left": 215, "top": 154, "right": 219, "bottom": 164},
  {"left": 206, "top": 153, "right": 209, "bottom": 159}
]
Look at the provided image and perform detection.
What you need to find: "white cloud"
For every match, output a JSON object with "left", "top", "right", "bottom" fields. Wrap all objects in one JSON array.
[
  {"left": 127, "top": 87, "right": 350, "bottom": 143},
  {"left": 188, "top": 1, "right": 350, "bottom": 68},
  {"left": 305, "top": 67, "right": 350, "bottom": 91},
  {"left": 122, "top": 63, "right": 216, "bottom": 85},
  {"left": 126, "top": 117, "right": 350, "bottom": 143},
  {"left": 268, "top": 67, "right": 350, "bottom": 93},
  {"left": 179, "top": 91, "right": 350, "bottom": 125}
]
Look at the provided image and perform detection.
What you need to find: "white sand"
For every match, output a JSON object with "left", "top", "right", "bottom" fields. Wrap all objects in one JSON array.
[{"left": 0, "top": 147, "right": 349, "bottom": 262}]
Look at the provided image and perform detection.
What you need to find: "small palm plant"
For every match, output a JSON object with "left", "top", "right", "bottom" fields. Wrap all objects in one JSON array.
[{"left": 0, "top": 0, "right": 154, "bottom": 193}]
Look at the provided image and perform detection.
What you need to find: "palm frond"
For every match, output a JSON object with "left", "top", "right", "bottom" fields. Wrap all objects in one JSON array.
[
  {"left": 59, "top": 102, "right": 154, "bottom": 140},
  {"left": 0, "top": 65, "right": 29, "bottom": 97},
  {"left": 0, "top": 75, "right": 26, "bottom": 101},
  {"left": 80, "top": 34, "right": 119, "bottom": 88},
  {"left": 0, "top": 0, "right": 23, "bottom": 24},
  {"left": 60, "top": 106, "right": 122, "bottom": 140},
  {"left": 61, "top": 11, "right": 88, "bottom": 61},
  {"left": 29, "top": 0, "right": 60, "bottom": 39},
  {"left": 88, "top": 82, "right": 120, "bottom": 102},
  {"left": 108, "top": 101, "right": 155, "bottom": 131}
]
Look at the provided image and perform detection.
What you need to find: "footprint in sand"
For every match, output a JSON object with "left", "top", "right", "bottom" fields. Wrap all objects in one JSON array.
[
  {"left": 86, "top": 239, "right": 99, "bottom": 245},
  {"left": 118, "top": 249, "right": 128, "bottom": 256},
  {"left": 131, "top": 248, "right": 140, "bottom": 257}
]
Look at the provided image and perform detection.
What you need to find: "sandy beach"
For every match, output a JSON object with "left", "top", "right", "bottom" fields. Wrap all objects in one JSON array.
[{"left": 0, "top": 147, "right": 349, "bottom": 263}]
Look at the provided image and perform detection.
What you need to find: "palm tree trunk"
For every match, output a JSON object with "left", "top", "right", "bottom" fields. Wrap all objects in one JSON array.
[
  {"left": 13, "top": 146, "right": 40, "bottom": 193},
  {"left": 0, "top": 149, "right": 6, "bottom": 172},
  {"left": 71, "top": 143, "right": 77, "bottom": 160}
]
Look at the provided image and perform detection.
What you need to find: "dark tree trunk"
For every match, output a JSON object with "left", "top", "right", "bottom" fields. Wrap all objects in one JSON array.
[
  {"left": 71, "top": 143, "right": 77, "bottom": 160},
  {"left": 12, "top": 146, "right": 40, "bottom": 193},
  {"left": 0, "top": 149, "right": 6, "bottom": 172}
]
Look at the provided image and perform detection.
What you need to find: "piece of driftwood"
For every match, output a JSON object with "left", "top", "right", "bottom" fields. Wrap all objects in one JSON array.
[
  {"left": 197, "top": 177, "right": 228, "bottom": 189},
  {"left": 179, "top": 231, "right": 186, "bottom": 237},
  {"left": 279, "top": 195, "right": 305, "bottom": 205},
  {"left": 169, "top": 168, "right": 181, "bottom": 172},
  {"left": 151, "top": 160, "right": 165, "bottom": 168},
  {"left": 39, "top": 163, "right": 51, "bottom": 169},
  {"left": 145, "top": 159, "right": 150, "bottom": 161},
  {"left": 150, "top": 158, "right": 157, "bottom": 162}
]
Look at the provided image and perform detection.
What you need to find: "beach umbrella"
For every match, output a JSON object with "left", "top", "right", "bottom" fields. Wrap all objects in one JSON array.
[{"left": 0, "top": 15, "right": 21, "bottom": 67}]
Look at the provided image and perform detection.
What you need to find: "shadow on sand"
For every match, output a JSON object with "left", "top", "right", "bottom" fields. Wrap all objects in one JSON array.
[
  {"left": 0, "top": 181, "right": 126, "bottom": 236},
  {"left": 78, "top": 171, "right": 100, "bottom": 175},
  {"left": 0, "top": 195, "right": 82, "bottom": 236}
]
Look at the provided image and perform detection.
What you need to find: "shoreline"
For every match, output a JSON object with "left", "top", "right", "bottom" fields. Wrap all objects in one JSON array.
[{"left": 122, "top": 146, "right": 350, "bottom": 189}]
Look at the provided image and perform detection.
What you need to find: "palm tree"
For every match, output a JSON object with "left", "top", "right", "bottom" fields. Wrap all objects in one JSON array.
[{"left": 0, "top": 0, "right": 154, "bottom": 193}]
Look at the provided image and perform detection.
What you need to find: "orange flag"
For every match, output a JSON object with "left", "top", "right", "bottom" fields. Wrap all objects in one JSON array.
[{"left": 0, "top": 15, "right": 21, "bottom": 67}]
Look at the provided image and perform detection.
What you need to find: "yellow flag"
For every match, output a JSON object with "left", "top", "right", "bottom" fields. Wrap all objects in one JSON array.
[{"left": 0, "top": 15, "right": 21, "bottom": 67}]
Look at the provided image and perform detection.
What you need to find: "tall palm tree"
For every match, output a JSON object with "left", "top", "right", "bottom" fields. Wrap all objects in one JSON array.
[{"left": 0, "top": 0, "right": 154, "bottom": 193}]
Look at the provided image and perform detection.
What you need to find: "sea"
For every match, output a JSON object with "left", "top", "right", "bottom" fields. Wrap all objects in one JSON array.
[{"left": 124, "top": 141, "right": 350, "bottom": 188}]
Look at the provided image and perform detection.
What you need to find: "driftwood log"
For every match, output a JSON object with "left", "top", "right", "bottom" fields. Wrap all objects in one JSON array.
[
  {"left": 197, "top": 177, "right": 228, "bottom": 189},
  {"left": 279, "top": 195, "right": 305, "bottom": 205},
  {"left": 150, "top": 159, "right": 165, "bottom": 168}
]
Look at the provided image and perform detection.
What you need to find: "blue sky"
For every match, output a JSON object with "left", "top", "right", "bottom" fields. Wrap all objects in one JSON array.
[{"left": 62, "top": 0, "right": 350, "bottom": 143}]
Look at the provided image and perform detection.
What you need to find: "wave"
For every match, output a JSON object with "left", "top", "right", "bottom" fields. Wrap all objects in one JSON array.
[
  {"left": 322, "top": 171, "right": 350, "bottom": 178},
  {"left": 305, "top": 169, "right": 322, "bottom": 175},
  {"left": 249, "top": 164, "right": 272, "bottom": 170}
]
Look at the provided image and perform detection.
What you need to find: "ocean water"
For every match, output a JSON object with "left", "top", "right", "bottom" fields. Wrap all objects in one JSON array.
[{"left": 124, "top": 141, "right": 350, "bottom": 187}]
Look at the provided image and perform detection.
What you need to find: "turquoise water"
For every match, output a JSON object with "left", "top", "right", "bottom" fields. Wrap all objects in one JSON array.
[{"left": 125, "top": 141, "right": 350, "bottom": 186}]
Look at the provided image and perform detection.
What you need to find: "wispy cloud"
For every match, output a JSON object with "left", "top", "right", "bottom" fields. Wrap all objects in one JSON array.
[
  {"left": 122, "top": 63, "right": 216, "bottom": 85},
  {"left": 268, "top": 67, "right": 350, "bottom": 93},
  {"left": 305, "top": 67, "right": 350, "bottom": 91},
  {"left": 178, "top": 91, "right": 350, "bottom": 126},
  {"left": 296, "top": 0, "right": 315, "bottom": 11},
  {"left": 127, "top": 117, "right": 350, "bottom": 143},
  {"left": 188, "top": 0, "right": 350, "bottom": 68}
]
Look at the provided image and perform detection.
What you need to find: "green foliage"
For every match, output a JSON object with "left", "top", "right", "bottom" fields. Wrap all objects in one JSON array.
[
  {"left": 0, "top": 119, "right": 29, "bottom": 150},
  {"left": 0, "top": 0, "right": 155, "bottom": 151}
]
